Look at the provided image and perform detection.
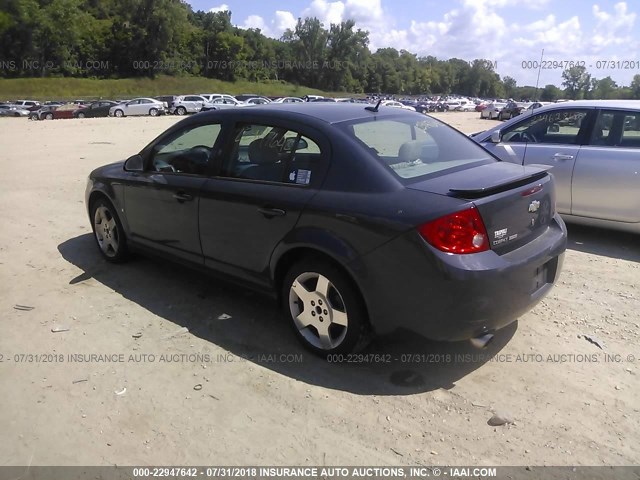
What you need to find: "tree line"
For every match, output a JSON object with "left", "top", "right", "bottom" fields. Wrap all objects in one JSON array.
[{"left": 1, "top": 0, "right": 639, "bottom": 99}]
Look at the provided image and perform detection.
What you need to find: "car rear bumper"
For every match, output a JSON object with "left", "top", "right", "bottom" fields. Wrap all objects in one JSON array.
[{"left": 354, "top": 213, "right": 567, "bottom": 341}]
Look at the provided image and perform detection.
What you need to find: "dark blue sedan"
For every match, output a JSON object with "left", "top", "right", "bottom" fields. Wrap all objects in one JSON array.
[{"left": 85, "top": 103, "right": 567, "bottom": 355}]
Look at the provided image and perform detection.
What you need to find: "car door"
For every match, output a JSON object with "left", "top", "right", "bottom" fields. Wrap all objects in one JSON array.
[
  {"left": 123, "top": 122, "right": 224, "bottom": 263},
  {"left": 198, "top": 121, "right": 329, "bottom": 287},
  {"left": 571, "top": 109, "right": 640, "bottom": 222},
  {"left": 481, "top": 108, "right": 592, "bottom": 214}
]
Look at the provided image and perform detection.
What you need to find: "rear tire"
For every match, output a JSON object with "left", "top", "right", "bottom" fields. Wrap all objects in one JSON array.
[
  {"left": 90, "top": 197, "right": 129, "bottom": 263},
  {"left": 282, "top": 258, "right": 370, "bottom": 356},
  {"left": 77, "top": 112, "right": 85, "bottom": 118},
  {"left": 45, "top": 113, "right": 53, "bottom": 120}
]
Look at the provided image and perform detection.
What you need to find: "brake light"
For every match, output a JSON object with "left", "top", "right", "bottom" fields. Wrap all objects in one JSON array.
[{"left": 418, "top": 207, "right": 489, "bottom": 254}]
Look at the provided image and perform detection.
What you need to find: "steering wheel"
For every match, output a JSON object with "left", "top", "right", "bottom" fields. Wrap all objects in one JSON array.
[
  {"left": 189, "top": 145, "right": 212, "bottom": 160},
  {"left": 521, "top": 132, "right": 537, "bottom": 143}
]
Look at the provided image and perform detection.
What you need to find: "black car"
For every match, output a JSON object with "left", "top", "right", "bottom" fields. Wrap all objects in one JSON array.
[
  {"left": 74, "top": 100, "right": 118, "bottom": 118},
  {"left": 86, "top": 104, "right": 566, "bottom": 355},
  {"left": 499, "top": 101, "right": 523, "bottom": 120}
]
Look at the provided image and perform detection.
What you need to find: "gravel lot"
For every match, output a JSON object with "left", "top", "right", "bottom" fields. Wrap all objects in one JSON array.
[{"left": 0, "top": 112, "right": 638, "bottom": 467}]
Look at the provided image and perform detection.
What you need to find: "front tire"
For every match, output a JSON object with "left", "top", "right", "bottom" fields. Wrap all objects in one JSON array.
[
  {"left": 282, "top": 259, "right": 370, "bottom": 356},
  {"left": 176, "top": 106, "right": 186, "bottom": 116},
  {"left": 149, "top": 108, "right": 158, "bottom": 116},
  {"left": 114, "top": 109, "right": 124, "bottom": 118},
  {"left": 45, "top": 113, "right": 53, "bottom": 120},
  {"left": 77, "top": 112, "right": 85, "bottom": 118},
  {"left": 90, "top": 198, "right": 129, "bottom": 263}
]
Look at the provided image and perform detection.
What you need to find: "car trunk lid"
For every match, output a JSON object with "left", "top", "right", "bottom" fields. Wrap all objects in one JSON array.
[{"left": 408, "top": 162, "right": 556, "bottom": 254}]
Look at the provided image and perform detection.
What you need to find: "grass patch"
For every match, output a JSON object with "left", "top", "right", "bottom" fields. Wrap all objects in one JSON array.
[{"left": 0, "top": 76, "right": 342, "bottom": 101}]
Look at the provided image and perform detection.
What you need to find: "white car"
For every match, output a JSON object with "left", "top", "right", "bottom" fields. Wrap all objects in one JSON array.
[
  {"left": 170, "top": 95, "right": 209, "bottom": 115},
  {"left": 201, "top": 96, "right": 249, "bottom": 111},
  {"left": 272, "top": 97, "right": 304, "bottom": 103},
  {"left": 199, "top": 93, "right": 238, "bottom": 104},
  {"left": 454, "top": 102, "right": 477, "bottom": 112},
  {"left": 480, "top": 102, "right": 506, "bottom": 119},
  {"left": 109, "top": 98, "right": 166, "bottom": 117},
  {"left": 10, "top": 100, "right": 40, "bottom": 109},
  {"left": 380, "top": 100, "right": 416, "bottom": 111}
]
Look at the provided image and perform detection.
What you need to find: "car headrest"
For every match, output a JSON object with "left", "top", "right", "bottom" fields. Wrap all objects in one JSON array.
[
  {"left": 398, "top": 140, "right": 423, "bottom": 163},
  {"left": 248, "top": 139, "right": 280, "bottom": 164}
]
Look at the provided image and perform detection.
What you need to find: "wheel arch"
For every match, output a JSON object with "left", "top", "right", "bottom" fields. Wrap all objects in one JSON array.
[{"left": 271, "top": 244, "right": 374, "bottom": 332}]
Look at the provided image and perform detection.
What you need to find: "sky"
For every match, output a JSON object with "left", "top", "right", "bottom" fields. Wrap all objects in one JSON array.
[{"left": 185, "top": 0, "right": 640, "bottom": 88}]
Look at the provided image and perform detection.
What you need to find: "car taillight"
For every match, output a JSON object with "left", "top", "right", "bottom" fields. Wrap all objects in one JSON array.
[{"left": 418, "top": 207, "right": 489, "bottom": 254}]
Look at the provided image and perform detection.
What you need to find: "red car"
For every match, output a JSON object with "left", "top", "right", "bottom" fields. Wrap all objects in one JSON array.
[{"left": 31, "top": 103, "right": 86, "bottom": 120}]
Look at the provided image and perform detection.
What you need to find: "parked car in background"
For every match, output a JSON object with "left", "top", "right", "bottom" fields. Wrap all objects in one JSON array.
[
  {"left": 474, "top": 100, "right": 640, "bottom": 234},
  {"left": 380, "top": 100, "right": 416, "bottom": 111},
  {"left": 30, "top": 103, "right": 83, "bottom": 120},
  {"left": 244, "top": 96, "right": 271, "bottom": 105},
  {"left": 303, "top": 95, "right": 324, "bottom": 102},
  {"left": 154, "top": 95, "right": 179, "bottom": 110},
  {"left": 29, "top": 105, "right": 55, "bottom": 120},
  {"left": 86, "top": 103, "right": 566, "bottom": 355},
  {"left": 498, "top": 101, "right": 524, "bottom": 120},
  {"left": 311, "top": 97, "right": 337, "bottom": 102},
  {"left": 11, "top": 100, "right": 41, "bottom": 110},
  {"left": 235, "top": 94, "right": 263, "bottom": 102},
  {"left": 74, "top": 101, "right": 118, "bottom": 118},
  {"left": 201, "top": 96, "right": 246, "bottom": 111},
  {"left": 272, "top": 97, "right": 304, "bottom": 103},
  {"left": 481, "top": 102, "right": 506, "bottom": 119},
  {"left": 170, "top": 95, "right": 209, "bottom": 115},
  {"left": 198, "top": 93, "right": 226, "bottom": 103},
  {"left": 109, "top": 98, "right": 165, "bottom": 117},
  {"left": 454, "top": 102, "right": 477, "bottom": 112},
  {"left": 0, "top": 104, "right": 30, "bottom": 117}
]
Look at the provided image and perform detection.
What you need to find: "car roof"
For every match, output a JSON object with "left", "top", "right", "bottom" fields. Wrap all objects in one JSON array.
[
  {"left": 196, "top": 102, "right": 422, "bottom": 125},
  {"left": 532, "top": 99, "right": 640, "bottom": 111}
]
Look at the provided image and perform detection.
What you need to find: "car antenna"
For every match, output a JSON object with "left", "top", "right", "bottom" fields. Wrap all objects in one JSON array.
[{"left": 365, "top": 99, "right": 382, "bottom": 112}]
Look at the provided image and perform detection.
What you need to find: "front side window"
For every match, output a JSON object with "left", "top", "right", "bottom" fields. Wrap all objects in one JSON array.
[
  {"left": 223, "top": 124, "right": 322, "bottom": 185},
  {"left": 150, "top": 123, "right": 222, "bottom": 175},
  {"left": 345, "top": 116, "right": 493, "bottom": 180},
  {"left": 502, "top": 109, "right": 589, "bottom": 144}
]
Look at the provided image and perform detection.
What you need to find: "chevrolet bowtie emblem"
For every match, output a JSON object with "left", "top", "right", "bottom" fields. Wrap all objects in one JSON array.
[{"left": 528, "top": 200, "right": 541, "bottom": 213}]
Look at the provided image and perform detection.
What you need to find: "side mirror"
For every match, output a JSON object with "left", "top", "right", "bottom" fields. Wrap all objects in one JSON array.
[
  {"left": 490, "top": 130, "right": 502, "bottom": 143},
  {"left": 124, "top": 154, "right": 144, "bottom": 172}
]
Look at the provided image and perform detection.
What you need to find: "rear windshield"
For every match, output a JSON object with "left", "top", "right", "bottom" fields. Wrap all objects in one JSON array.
[{"left": 342, "top": 116, "right": 494, "bottom": 181}]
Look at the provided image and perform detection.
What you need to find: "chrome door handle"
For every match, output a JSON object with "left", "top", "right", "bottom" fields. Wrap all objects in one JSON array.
[{"left": 552, "top": 153, "right": 574, "bottom": 160}]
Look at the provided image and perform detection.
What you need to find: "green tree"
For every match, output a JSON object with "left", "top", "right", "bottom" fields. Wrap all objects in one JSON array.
[
  {"left": 540, "top": 84, "right": 563, "bottom": 102},
  {"left": 630, "top": 74, "right": 640, "bottom": 99},
  {"left": 503, "top": 75, "right": 517, "bottom": 98},
  {"left": 562, "top": 65, "right": 591, "bottom": 99}
]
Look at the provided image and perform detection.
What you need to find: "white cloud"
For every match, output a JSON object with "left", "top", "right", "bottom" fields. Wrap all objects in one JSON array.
[
  {"left": 236, "top": 0, "right": 640, "bottom": 86},
  {"left": 242, "top": 11, "right": 297, "bottom": 38},
  {"left": 208, "top": 4, "right": 229, "bottom": 13},
  {"left": 591, "top": 2, "right": 636, "bottom": 49}
]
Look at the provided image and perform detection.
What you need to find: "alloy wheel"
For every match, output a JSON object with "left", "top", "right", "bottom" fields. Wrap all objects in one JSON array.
[
  {"left": 94, "top": 206, "right": 120, "bottom": 258},
  {"left": 288, "top": 272, "right": 348, "bottom": 350}
]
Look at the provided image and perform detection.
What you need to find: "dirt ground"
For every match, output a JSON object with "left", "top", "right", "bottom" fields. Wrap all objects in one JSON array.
[{"left": 0, "top": 111, "right": 638, "bottom": 467}]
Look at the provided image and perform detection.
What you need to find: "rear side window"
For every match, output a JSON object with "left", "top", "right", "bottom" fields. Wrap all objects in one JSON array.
[
  {"left": 590, "top": 110, "right": 640, "bottom": 148},
  {"left": 223, "top": 124, "right": 323, "bottom": 185},
  {"left": 346, "top": 117, "right": 493, "bottom": 180}
]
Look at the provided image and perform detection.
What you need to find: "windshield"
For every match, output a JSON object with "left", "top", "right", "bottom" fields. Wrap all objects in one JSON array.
[{"left": 341, "top": 115, "right": 495, "bottom": 181}]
